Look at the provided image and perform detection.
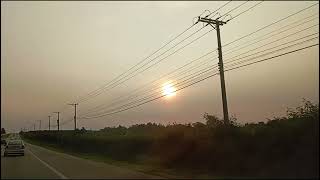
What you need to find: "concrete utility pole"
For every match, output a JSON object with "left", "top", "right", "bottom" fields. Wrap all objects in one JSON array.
[
  {"left": 68, "top": 103, "right": 78, "bottom": 130},
  {"left": 197, "top": 17, "right": 229, "bottom": 124},
  {"left": 48, "top": 116, "right": 51, "bottom": 131},
  {"left": 53, "top": 112, "right": 60, "bottom": 131}
]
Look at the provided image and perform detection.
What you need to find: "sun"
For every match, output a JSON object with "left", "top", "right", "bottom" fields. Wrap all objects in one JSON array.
[{"left": 162, "top": 82, "right": 177, "bottom": 98}]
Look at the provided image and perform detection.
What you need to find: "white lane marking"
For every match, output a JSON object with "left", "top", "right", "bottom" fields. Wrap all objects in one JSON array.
[
  {"left": 27, "top": 149, "right": 68, "bottom": 179},
  {"left": 26, "top": 143, "right": 85, "bottom": 162},
  {"left": 25, "top": 143, "right": 164, "bottom": 179},
  {"left": 26, "top": 143, "right": 105, "bottom": 166}
]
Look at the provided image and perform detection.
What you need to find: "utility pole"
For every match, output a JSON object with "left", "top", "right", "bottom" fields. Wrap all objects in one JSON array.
[
  {"left": 48, "top": 116, "right": 51, "bottom": 131},
  {"left": 68, "top": 103, "right": 78, "bottom": 131},
  {"left": 53, "top": 112, "right": 60, "bottom": 131},
  {"left": 38, "top": 120, "right": 42, "bottom": 131},
  {"left": 197, "top": 17, "right": 229, "bottom": 124}
]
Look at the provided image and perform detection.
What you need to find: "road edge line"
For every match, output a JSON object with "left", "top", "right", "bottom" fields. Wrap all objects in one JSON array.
[
  {"left": 27, "top": 149, "right": 68, "bottom": 179},
  {"left": 25, "top": 142, "right": 166, "bottom": 179},
  {"left": 25, "top": 142, "right": 94, "bottom": 163}
]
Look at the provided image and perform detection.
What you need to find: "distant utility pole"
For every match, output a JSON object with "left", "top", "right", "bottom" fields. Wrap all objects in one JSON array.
[
  {"left": 48, "top": 116, "right": 51, "bottom": 131},
  {"left": 53, "top": 112, "right": 60, "bottom": 131},
  {"left": 38, "top": 120, "right": 42, "bottom": 131},
  {"left": 197, "top": 17, "right": 229, "bottom": 124},
  {"left": 68, "top": 103, "right": 78, "bottom": 131}
]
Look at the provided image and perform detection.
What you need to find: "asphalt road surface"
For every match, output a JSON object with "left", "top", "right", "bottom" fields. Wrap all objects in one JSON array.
[{"left": 1, "top": 143, "right": 163, "bottom": 179}]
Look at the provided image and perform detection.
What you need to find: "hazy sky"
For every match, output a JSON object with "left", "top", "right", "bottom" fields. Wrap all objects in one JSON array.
[{"left": 1, "top": 1, "right": 319, "bottom": 132}]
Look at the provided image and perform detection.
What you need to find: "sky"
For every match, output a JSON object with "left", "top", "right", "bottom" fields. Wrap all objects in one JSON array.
[{"left": 1, "top": 1, "right": 319, "bottom": 132}]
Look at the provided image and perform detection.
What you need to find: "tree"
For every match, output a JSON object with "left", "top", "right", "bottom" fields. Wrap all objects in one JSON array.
[
  {"left": 1, "top": 128, "right": 6, "bottom": 134},
  {"left": 203, "top": 113, "right": 223, "bottom": 128}
]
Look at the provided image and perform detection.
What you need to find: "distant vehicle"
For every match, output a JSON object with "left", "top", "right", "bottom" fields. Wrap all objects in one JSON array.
[{"left": 4, "top": 140, "right": 25, "bottom": 156}]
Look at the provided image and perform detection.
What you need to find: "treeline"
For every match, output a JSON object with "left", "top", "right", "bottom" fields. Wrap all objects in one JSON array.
[{"left": 21, "top": 100, "right": 319, "bottom": 178}]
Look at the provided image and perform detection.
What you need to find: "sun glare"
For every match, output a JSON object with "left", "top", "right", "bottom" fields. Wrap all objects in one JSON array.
[{"left": 162, "top": 82, "right": 177, "bottom": 98}]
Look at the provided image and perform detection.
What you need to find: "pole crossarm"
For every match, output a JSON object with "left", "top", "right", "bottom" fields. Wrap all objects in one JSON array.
[{"left": 197, "top": 17, "right": 227, "bottom": 26}]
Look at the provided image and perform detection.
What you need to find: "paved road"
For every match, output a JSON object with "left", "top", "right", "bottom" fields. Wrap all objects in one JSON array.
[{"left": 1, "top": 143, "right": 163, "bottom": 179}]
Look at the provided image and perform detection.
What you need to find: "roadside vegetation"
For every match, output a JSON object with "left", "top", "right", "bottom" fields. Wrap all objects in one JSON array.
[
  {"left": 1, "top": 128, "right": 6, "bottom": 135},
  {"left": 21, "top": 100, "right": 319, "bottom": 178}
]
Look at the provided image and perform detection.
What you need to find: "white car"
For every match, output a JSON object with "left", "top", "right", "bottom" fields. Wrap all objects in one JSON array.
[{"left": 4, "top": 140, "right": 25, "bottom": 156}]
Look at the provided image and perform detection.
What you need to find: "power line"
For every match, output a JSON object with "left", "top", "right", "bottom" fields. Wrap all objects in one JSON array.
[
  {"left": 76, "top": 26, "right": 208, "bottom": 104},
  {"left": 57, "top": 2, "right": 319, "bottom": 119},
  {"left": 225, "top": 36, "right": 318, "bottom": 69},
  {"left": 205, "top": 1, "right": 233, "bottom": 18},
  {"left": 78, "top": 21, "right": 319, "bottom": 118},
  {"left": 224, "top": 13, "right": 318, "bottom": 55},
  {"left": 55, "top": 1, "right": 236, "bottom": 118},
  {"left": 74, "top": 23, "right": 200, "bottom": 104},
  {"left": 80, "top": 63, "right": 219, "bottom": 118},
  {"left": 79, "top": 1, "right": 255, "bottom": 114},
  {"left": 227, "top": 1, "right": 264, "bottom": 22},
  {"left": 60, "top": 62, "right": 217, "bottom": 123},
  {"left": 78, "top": 51, "right": 218, "bottom": 116},
  {"left": 80, "top": 68, "right": 220, "bottom": 119},
  {"left": 76, "top": 61, "right": 257, "bottom": 118},
  {"left": 73, "top": 1, "right": 234, "bottom": 105},
  {"left": 77, "top": 27, "right": 214, "bottom": 104},
  {"left": 223, "top": 2, "right": 319, "bottom": 47},
  {"left": 80, "top": 64, "right": 220, "bottom": 119},
  {"left": 53, "top": 2, "right": 318, "bottom": 128},
  {"left": 61, "top": 51, "right": 220, "bottom": 124},
  {"left": 78, "top": 43, "right": 318, "bottom": 119},
  {"left": 223, "top": 22, "right": 319, "bottom": 56},
  {"left": 224, "top": 32, "right": 319, "bottom": 65},
  {"left": 225, "top": 43, "right": 319, "bottom": 72},
  {"left": 81, "top": 37, "right": 319, "bottom": 119},
  {"left": 218, "top": 1, "right": 249, "bottom": 20},
  {"left": 62, "top": 64, "right": 219, "bottom": 123},
  {"left": 77, "top": 27, "right": 207, "bottom": 103},
  {"left": 63, "top": 23, "right": 318, "bottom": 122}
]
